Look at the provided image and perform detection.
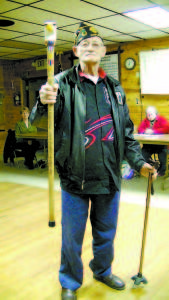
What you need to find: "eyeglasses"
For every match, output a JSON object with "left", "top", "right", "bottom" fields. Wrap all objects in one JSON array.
[{"left": 79, "top": 40, "right": 104, "bottom": 49}]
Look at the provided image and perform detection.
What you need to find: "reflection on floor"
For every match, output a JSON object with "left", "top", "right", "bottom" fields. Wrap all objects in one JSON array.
[
  {"left": 0, "top": 163, "right": 60, "bottom": 190},
  {"left": 0, "top": 158, "right": 169, "bottom": 209},
  {"left": 0, "top": 158, "right": 169, "bottom": 300},
  {"left": 0, "top": 150, "right": 60, "bottom": 190}
]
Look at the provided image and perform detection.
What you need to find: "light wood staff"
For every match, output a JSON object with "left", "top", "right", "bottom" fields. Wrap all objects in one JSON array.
[
  {"left": 44, "top": 21, "right": 56, "bottom": 227},
  {"left": 131, "top": 172, "right": 153, "bottom": 286}
]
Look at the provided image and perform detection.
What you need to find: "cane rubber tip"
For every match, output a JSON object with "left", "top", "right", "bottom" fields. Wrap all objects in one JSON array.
[{"left": 48, "top": 221, "right": 56, "bottom": 227}]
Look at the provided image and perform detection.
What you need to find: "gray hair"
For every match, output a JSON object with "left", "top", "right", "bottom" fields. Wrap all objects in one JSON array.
[{"left": 146, "top": 106, "right": 158, "bottom": 115}]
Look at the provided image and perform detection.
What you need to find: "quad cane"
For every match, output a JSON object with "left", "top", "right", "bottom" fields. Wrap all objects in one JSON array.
[
  {"left": 44, "top": 21, "right": 57, "bottom": 227},
  {"left": 131, "top": 172, "right": 153, "bottom": 287}
]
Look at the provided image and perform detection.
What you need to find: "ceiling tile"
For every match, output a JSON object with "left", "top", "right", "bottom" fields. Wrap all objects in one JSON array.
[
  {"left": 0, "top": 16, "right": 43, "bottom": 34},
  {"left": 24, "top": 49, "right": 47, "bottom": 56},
  {"left": 0, "top": 53, "right": 37, "bottom": 60},
  {"left": 0, "top": 46, "right": 26, "bottom": 53},
  {"left": 2, "top": 6, "right": 81, "bottom": 27},
  {"left": 0, "top": 0, "right": 21, "bottom": 13},
  {"left": 105, "top": 35, "right": 141, "bottom": 43},
  {"left": 81, "top": 0, "right": 154, "bottom": 13},
  {"left": 137, "top": 29, "right": 169, "bottom": 38},
  {"left": 33, "top": 0, "right": 114, "bottom": 19},
  {"left": 13, "top": 35, "right": 44, "bottom": 45},
  {"left": 93, "top": 14, "right": 154, "bottom": 34},
  {"left": 57, "top": 30, "right": 74, "bottom": 42},
  {"left": 152, "top": 0, "right": 169, "bottom": 4},
  {"left": 55, "top": 43, "right": 74, "bottom": 52},
  {"left": 0, "top": 40, "right": 45, "bottom": 50},
  {"left": 8, "top": 0, "right": 40, "bottom": 4},
  {"left": 0, "top": 29, "right": 24, "bottom": 39}
]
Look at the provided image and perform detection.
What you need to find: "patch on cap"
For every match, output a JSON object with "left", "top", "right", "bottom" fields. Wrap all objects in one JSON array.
[{"left": 74, "top": 22, "right": 100, "bottom": 45}]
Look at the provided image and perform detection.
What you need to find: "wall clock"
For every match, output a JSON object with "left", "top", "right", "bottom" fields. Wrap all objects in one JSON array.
[{"left": 125, "top": 57, "right": 136, "bottom": 70}]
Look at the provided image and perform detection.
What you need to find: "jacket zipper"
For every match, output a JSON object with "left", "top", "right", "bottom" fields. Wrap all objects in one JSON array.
[
  {"left": 82, "top": 180, "right": 85, "bottom": 190},
  {"left": 79, "top": 87, "right": 86, "bottom": 192}
]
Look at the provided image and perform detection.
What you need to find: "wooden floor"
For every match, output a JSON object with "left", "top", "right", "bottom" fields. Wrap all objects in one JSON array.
[{"left": 0, "top": 168, "right": 169, "bottom": 300}]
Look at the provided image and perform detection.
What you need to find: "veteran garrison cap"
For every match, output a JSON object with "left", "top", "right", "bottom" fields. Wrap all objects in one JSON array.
[{"left": 74, "top": 22, "right": 101, "bottom": 45}]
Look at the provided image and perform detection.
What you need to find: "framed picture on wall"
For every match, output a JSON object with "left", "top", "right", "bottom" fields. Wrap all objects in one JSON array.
[
  {"left": 13, "top": 93, "right": 21, "bottom": 106},
  {"left": 0, "top": 92, "right": 4, "bottom": 105}
]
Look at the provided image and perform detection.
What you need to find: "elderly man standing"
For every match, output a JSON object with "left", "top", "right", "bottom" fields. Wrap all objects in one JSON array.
[
  {"left": 138, "top": 106, "right": 169, "bottom": 176},
  {"left": 39, "top": 22, "right": 155, "bottom": 300}
]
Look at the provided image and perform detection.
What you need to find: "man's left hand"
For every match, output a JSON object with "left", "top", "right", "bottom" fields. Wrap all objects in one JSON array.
[{"left": 140, "top": 163, "right": 157, "bottom": 180}]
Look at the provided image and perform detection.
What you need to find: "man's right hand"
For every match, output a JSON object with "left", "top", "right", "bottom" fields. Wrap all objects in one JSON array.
[{"left": 39, "top": 82, "right": 58, "bottom": 105}]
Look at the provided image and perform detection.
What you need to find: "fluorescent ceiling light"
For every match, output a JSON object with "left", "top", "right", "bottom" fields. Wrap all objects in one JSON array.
[{"left": 124, "top": 7, "right": 169, "bottom": 29}]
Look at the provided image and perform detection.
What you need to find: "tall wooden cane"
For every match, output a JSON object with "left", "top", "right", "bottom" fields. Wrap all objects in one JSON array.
[
  {"left": 44, "top": 21, "right": 56, "bottom": 227},
  {"left": 131, "top": 172, "right": 153, "bottom": 286}
]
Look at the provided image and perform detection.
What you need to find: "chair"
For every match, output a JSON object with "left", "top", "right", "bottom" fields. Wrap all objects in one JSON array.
[
  {"left": 3, "top": 129, "right": 25, "bottom": 166},
  {"left": 150, "top": 153, "right": 160, "bottom": 169},
  {"left": 3, "top": 129, "right": 38, "bottom": 168},
  {"left": 166, "top": 146, "right": 169, "bottom": 175},
  {"left": 161, "top": 148, "right": 169, "bottom": 190}
]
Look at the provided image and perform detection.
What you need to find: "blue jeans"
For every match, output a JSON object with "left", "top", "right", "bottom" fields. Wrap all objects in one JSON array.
[{"left": 59, "top": 189, "right": 120, "bottom": 290}]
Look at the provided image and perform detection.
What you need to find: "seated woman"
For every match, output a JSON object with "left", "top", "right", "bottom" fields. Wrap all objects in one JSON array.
[
  {"left": 138, "top": 106, "right": 169, "bottom": 176},
  {"left": 15, "top": 106, "right": 39, "bottom": 169}
]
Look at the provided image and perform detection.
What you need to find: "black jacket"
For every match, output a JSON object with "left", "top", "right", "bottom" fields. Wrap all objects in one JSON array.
[{"left": 37, "top": 65, "right": 145, "bottom": 191}]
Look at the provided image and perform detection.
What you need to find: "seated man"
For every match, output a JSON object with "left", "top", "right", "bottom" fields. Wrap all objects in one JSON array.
[
  {"left": 15, "top": 106, "right": 39, "bottom": 169},
  {"left": 138, "top": 106, "right": 169, "bottom": 176}
]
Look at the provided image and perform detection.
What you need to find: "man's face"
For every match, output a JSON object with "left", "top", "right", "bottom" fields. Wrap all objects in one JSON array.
[
  {"left": 73, "top": 37, "right": 106, "bottom": 64},
  {"left": 146, "top": 109, "right": 156, "bottom": 121}
]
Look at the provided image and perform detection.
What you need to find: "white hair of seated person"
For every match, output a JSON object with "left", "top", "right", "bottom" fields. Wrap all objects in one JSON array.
[{"left": 146, "top": 106, "right": 158, "bottom": 116}]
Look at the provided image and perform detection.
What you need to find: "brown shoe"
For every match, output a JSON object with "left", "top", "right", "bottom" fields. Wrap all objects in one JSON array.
[
  {"left": 93, "top": 273, "right": 125, "bottom": 290},
  {"left": 61, "top": 288, "right": 77, "bottom": 300}
]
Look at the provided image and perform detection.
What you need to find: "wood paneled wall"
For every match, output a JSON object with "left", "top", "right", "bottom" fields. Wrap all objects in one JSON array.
[
  {"left": 0, "top": 36, "right": 169, "bottom": 155},
  {"left": 106, "top": 36, "right": 169, "bottom": 130},
  {"left": 0, "top": 54, "right": 72, "bottom": 155}
]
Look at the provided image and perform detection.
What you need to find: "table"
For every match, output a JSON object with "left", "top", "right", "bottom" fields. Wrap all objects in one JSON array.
[
  {"left": 16, "top": 131, "right": 48, "bottom": 160},
  {"left": 134, "top": 134, "right": 169, "bottom": 189},
  {"left": 16, "top": 131, "right": 48, "bottom": 140},
  {"left": 134, "top": 134, "right": 169, "bottom": 146}
]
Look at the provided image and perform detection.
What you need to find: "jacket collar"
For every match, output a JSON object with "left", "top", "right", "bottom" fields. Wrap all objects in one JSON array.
[
  {"left": 79, "top": 67, "right": 106, "bottom": 80},
  {"left": 68, "top": 64, "right": 120, "bottom": 87}
]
